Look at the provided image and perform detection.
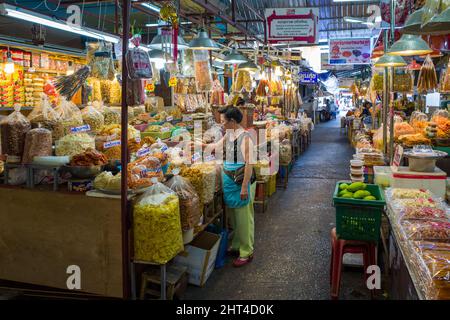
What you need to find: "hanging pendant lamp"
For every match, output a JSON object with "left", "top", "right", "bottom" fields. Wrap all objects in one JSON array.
[
  {"left": 388, "top": 34, "right": 433, "bottom": 56},
  {"left": 149, "top": 34, "right": 190, "bottom": 50},
  {"left": 148, "top": 49, "right": 173, "bottom": 63},
  {"left": 188, "top": 28, "right": 220, "bottom": 50},
  {"left": 223, "top": 49, "right": 247, "bottom": 64},
  {"left": 402, "top": 8, "right": 425, "bottom": 35},
  {"left": 422, "top": 7, "right": 450, "bottom": 35},
  {"left": 374, "top": 54, "right": 407, "bottom": 67},
  {"left": 237, "top": 60, "right": 259, "bottom": 72}
]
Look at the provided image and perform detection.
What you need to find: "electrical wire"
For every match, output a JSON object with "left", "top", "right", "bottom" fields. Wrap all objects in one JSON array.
[{"left": 44, "top": 0, "right": 61, "bottom": 12}]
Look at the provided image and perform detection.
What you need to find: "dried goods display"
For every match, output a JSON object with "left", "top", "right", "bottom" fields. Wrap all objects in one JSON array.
[
  {"left": 165, "top": 173, "right": 202, "bottom": 230},
  {"left": 417, "top": 55, "right": 438, "bottom": 93},
  {"left": 82, "top": 103, "right": 104, "bottom": 132},
  {"left": 401, "top": 220, "right": 450, "bottom": 241},
  {"left": 93, "top": 171, "right": 121, "bottom": 191},
  {"left": 211, "top": 79, "right": 225, "bottom": 106},
  {"left": 389, "top": 188, "right": 433, "bottom": 200},
  {"left": 97, "top": 124, "right": 140, "bottom": 140},
  {"left": 0, "top": 105, "right": 31, "bottom": 162},
  {"left": 178, "top": 162, "right": 216, "bottom": 205},
  {"left": 256, "top": 79, "right": 270, "bottom": 97},
  {"left": 22, "top": 128, "right": 52, "bottom": 164},
  {"left": 394, "top": 122, "right": 416, "bottom": 139},
  {"left": 27, "top": 95, "right": 59, "bottom": 135},
  {"left": 55, "top": 133, "right": 95, "bottom": 157},
  {"left": 53, "top": 98, "right": 83, "bottom": 139},
  {"left": 398, "top": 206, "right": 448, "bottom": 221},
  {"left": 193, "top": 50, "right": 212, "bottom": 92},
  {"left": 398, "top": 133, "right": 432, "bottom": 146},
  {"left": 441, "top": 59, "right": 450, "bottom": 92},
  {"left": 133, "top": 182, "right": 183, "bottom": 264},
  {"left": 103, "top": 146, "right": 121, "bottom": 160},
  {"left": 70, "top": 148, "right": 108, "bottom": 166},
  {"left": 280, "top": 139, "right": 292, "bottom": 165},
  {"left": 127, "top": 155, "right": 163, "bottom": 189}
]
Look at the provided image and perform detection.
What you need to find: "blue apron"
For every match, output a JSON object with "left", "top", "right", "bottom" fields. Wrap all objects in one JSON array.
[{"left": 222, "top": 162, "right": 251, "bottom": 209}]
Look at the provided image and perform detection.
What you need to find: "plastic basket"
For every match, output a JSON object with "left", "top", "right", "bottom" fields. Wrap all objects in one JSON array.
[{"left": 333, "top": 181, "right": 386, "bottom": 242}]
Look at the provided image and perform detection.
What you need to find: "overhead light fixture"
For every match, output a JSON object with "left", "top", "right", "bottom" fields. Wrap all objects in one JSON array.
[
  {"left": 189, "top": 28, "right": 220, "bottom": 50},
  {"left": 146, "top": 21, "right": 192, "bottom": 27},
  {"left": 4, "top": 48, "right": 14, "bottom": 74},
  {"left": 422, "top": 7, "right": 450, "bottom": 35},
  {"left": 223, "top": 49, "right": 247, "bottom": 64},
  {"left": 141, "top": 2, "right": 161, "bottom": 13},
  {"left": 148, "top": 49, "right": 173, "bottom": 63},
  {"left": 388, "top": 34, "right": 433, "bottom": 56},
  {"left": 344, "top": 16, "right": 382, "bottom": 27},
  {"left": 374, "top": 54, "right": 407, "bottom": 67},
  {"left": 148, "top": 34, "right": 190, "bottom": 50},
  {"left": 0, "top": 3, "right": 120, "bottom": 43},
  {"left": 237, "top": 60, "right": 259, "bottom": 72},
  {"left": 402, "top": 8, "right": 424, "bottom": 35}
]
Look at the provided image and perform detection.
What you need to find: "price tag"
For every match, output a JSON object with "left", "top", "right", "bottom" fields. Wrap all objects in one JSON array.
[
  {"left": 136, "top": 147, "right": 150, "bottom": 158},
  {"left": 205, "top": 154, "right": 216, "bottom": 162},
  {"left": 104, "top": 140, "right": 121, "bottom": 149},
  {"left": 161, "top": 145, "right": 168, "bottom": 152},
  {"left": 168, "top": 77, "right": 178, "bottom": 87},
  {"left": 192, "top": 152, "right": 201, "bottom": 163},
  {"left": 70, "top": 124, "right": 90, "bottom": 133},
  {"left": 161, "top": 127, "right": 170, "bottom": 133},
  {"left": 391, "top": 145, "right": 403, "bottom": 172},
  {"left": 166, "top": 116, "right": 173, "bottom": 122},
  {"left": 183, "top": 115, "right": 193, "bottom": 122},
  {"left": 135, "top": 137, "right": 141, "bottom": 143},
  {"left": 145, "top": 82, "right": 155, "bottom": 92}
]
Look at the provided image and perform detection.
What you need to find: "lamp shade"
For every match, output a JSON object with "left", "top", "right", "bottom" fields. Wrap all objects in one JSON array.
[
  {"left": 388, "top": 34, "right": 433, "bottom": 56},
  {"left": 237, "top": 60, "right": 259, "bottom": 71},
  {"left": 148, "top": 34, "right": 190, "bottom": 50},
  {"left": 188, "top": 29, "right": 220, "bottom": 50},
  {"left": 402, "top": 8, "right": 424, "bottom": 35},
  {"left": 374, "top": 54, "right": 407, "bottom": 67},
  {"left": 148, "top": 49, "right": 173, "bottom": 63},
  {"left": 422, "top": 7, "right": 450, "bottom": 35},
  {"left": 223, "top": 49, "right": 247, "bottom": 64}
]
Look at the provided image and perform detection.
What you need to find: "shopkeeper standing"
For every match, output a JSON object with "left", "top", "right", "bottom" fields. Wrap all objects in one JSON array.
[{"left": 203, "top": 104, "right": 256, "bottom": 267}]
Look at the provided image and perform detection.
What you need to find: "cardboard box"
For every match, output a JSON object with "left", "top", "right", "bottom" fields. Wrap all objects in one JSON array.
[{"left": 173, "top": 231, "right": 221, "bottom": 287}]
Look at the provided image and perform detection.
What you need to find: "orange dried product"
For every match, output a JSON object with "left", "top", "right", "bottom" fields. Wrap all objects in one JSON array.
[
  {"left": 411, "top": 120, "right": 429, "bottom": 135},
  {"left": 127, "top": 155, "right": 163, "bottom": 189},
  {"left": 394, "top": 122, "right": 416, "bottom": 139},
  {"left": 70, "top": 148, "right": 108, "bottom": 166}
]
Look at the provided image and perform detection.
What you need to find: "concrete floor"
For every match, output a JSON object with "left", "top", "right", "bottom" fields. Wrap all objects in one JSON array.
[{"left": 184, "top": 117, "right": 373, "bottom": 300}]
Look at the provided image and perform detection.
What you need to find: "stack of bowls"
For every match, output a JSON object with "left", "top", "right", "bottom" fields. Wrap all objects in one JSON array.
[{"left": 350, "top": 159, "right": 365, "bottom": 182}]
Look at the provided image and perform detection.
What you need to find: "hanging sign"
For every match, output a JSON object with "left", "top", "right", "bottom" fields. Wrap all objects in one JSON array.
[
  {"left": 168, "top": 77, "right": 178, "bottom": 87},
  {"left": 145, "top": 82, "right": 155, "bottom": 92},
  {"left": 329, "top": 39, "right": 372, "bottom": 65},
  {"left": 321, "top": 53, "right": 354, "bottom": 71},
  {"left": 265, "top": 8, "right": 319, "bottom": 44},
  {"left": 298, "top": 71, "right": 318, "bottom": 84}
]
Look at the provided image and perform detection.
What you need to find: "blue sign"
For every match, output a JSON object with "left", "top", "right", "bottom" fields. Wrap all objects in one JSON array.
[{"left": 299, "top": 71, "right": 318, "bottom": 84}]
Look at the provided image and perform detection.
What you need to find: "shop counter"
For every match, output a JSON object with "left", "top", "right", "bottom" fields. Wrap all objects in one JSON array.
[{"left": 0, "top": 186, "right": 124, "bottom": 298}]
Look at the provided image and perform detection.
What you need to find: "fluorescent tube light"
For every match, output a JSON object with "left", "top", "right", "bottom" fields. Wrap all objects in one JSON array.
[
  {"left": 145, "top": 21, "right": 192, "bottom": 27},
  {"left": 0, "top": 3, "right": 119, "bottom": 43},
  {"left": 141, "top": 3, "right": 161, "bottom": 13}
]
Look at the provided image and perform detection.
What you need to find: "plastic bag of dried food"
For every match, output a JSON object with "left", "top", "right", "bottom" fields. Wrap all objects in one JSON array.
[
  {"left": 401, "top": 220, "right": 450, "bottom": 241},
  {"left": 431, "top": 109, "right": 449, "bottom": 121},
  {"left": 82, "top": 103, "right": 104, "bottom": 132},
  {"left": 280, "top": 139, "right": 292, "bottom": 165},
  {"left": 22, "top": 128, "right": 52, "bottom": 164},
  {"left": 127, "top": 155, "right": 163, "bottom": 189},
  {"left": 54, "top": 97, "right": 83, "bottom": 139},
  {"left": 87, "top": 41, "right": 115, "bottom": 81},
  {"left": 126, "top": 46, "right": 152, "bottom": 80},
  {"left": 193, "top": 50, "right": 212, "bottom": 92},
  {"left": 386, "top": 188, "right": 433, "bottom": 200},
  {"left": 0, "top": 104, "right": 31, "bottom": 163},
  {"left": 184, "top": 162, "right": 217, "bottom": 205},
  {"left": 27, "top": 95, "right": 60, "bottom": 134},
  {"left": 133, "top": 181, "right": 183, "bottom": 264},
  {"left": 203, "top": 124, "right": 223, "bottom": 144},
  {"left": 165, "top": 171, "right": 202, "bottom": 230},
  {"left": 55, "top": 133, "right": 95, "bottom": 157}
]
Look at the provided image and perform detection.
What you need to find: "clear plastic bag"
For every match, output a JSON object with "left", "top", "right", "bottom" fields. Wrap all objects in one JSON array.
[
  {"left": 127, "top": 155, "right": 163, "bottom": 189},
  {"left": 165, "top": 172, "right": 202, "bottom": 230},
  {"left": 87, "top": 41, "right": 115, "bottom": 81},
  {"left": 386, "top": 188, "right": 434, "bottom": 201},
  {"left": 431, "top": 109, "right": 449, "bottom": 121},
  {"left": 28, "top": 95, "right": 60, "bottom": 134},
  {"left": 211, "top": 79, "right": 225, "bottom": 105},
  {"left": 182, "top": 49, "right": 195, "bottom": 77},
  {"left": 0, "top": 104, "right": 31, "bottom": 162},
  {"left": 22, "top": 128, "right": 52, "bottom": 164},
  {"left": 193, "top": 50, "right": 212, "bottom": 92},
  {"left": 401, "top": 220, "right": 450, "bottom": 241},
  {"left": 126, "top": 47, "right": 152, "bottom": 80},
  {"left": 280, "top": 139, "right": 292, "bottom": 165},
  {"left": 203, "top": 124, "right": 223, "bottom": 144},
  {"left": 54, "top": 98, "right": 83, "bottom": 139},
  {"left": 233, "top": 70, "right": 252, "bottom": 93},
  {"left": 82, "top": 103, "right": 105, "bottom": 132},
  {"left": 133, "top": 181, "right": 183, "bottom": 264},
  {"left": 55, "top": 133, "right": 95, "bottom": 157}
]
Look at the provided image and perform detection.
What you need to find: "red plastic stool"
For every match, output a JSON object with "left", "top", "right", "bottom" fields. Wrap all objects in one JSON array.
[{"left": 330, "top": 228, "right": 377, "bottom": 300}]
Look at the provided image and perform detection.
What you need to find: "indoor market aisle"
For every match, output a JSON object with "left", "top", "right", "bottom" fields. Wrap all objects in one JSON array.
[{"left": 184, "top": 117, "right": 372, "bottom": 300}]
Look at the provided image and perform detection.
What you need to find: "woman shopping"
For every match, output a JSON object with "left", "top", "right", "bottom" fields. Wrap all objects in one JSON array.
[{"left": 204, "top": 104, "right": 257, "bottom": 267}]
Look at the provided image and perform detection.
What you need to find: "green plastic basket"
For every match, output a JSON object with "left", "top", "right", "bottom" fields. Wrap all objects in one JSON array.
[{"left": 332, "top": 181, "right": 386, "bottom": 243}]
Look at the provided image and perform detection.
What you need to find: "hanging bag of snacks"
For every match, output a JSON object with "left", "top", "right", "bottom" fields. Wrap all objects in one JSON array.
[
  {"left": 418, "top": 55, "right": 438, "bottom": 93},
  {"left": 133, "top": 179, "right": 183, "bottom": 264},
  {"left": 126, "top": 34, "right": 152, "bottom": 80},
  {"left": 193, "top": 50, "right": 213, "bottom": 92}
]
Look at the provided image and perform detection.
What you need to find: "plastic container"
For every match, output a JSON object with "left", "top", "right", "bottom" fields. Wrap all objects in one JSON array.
[
  {"left": 351, "top": 168, "right": 364, "bottom": 175},
  {"left": 183, "top": 228, "right": 194, "bottom": 245},
  {"left": 33, "top": 156, "right": 70, "bottom": 166},
  {"left": 333, "top": 181, "right": 386, "bottom": 242},
  {"left": 373, "top": 166, "right": 392, "bottom": 188}
]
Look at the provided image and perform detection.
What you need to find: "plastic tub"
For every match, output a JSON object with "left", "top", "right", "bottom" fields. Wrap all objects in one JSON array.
[
  {"left": 408, "top": 158, "right": 437, "bottom": 172},
  {"left": 350, "top": 159, "right": 364, "bottom": 167},
  {"left": 351, "top": 168, "right": 364, "bottom": 175}
]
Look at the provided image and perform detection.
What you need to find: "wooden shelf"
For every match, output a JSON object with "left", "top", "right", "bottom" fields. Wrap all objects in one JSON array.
[{"left": 27, "top": 68, "right": 64, "bottom": 75}]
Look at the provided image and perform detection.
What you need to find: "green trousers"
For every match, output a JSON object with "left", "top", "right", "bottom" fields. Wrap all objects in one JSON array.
[{"left": 228, "top": 182, "right": 256, "bottom": 258}]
